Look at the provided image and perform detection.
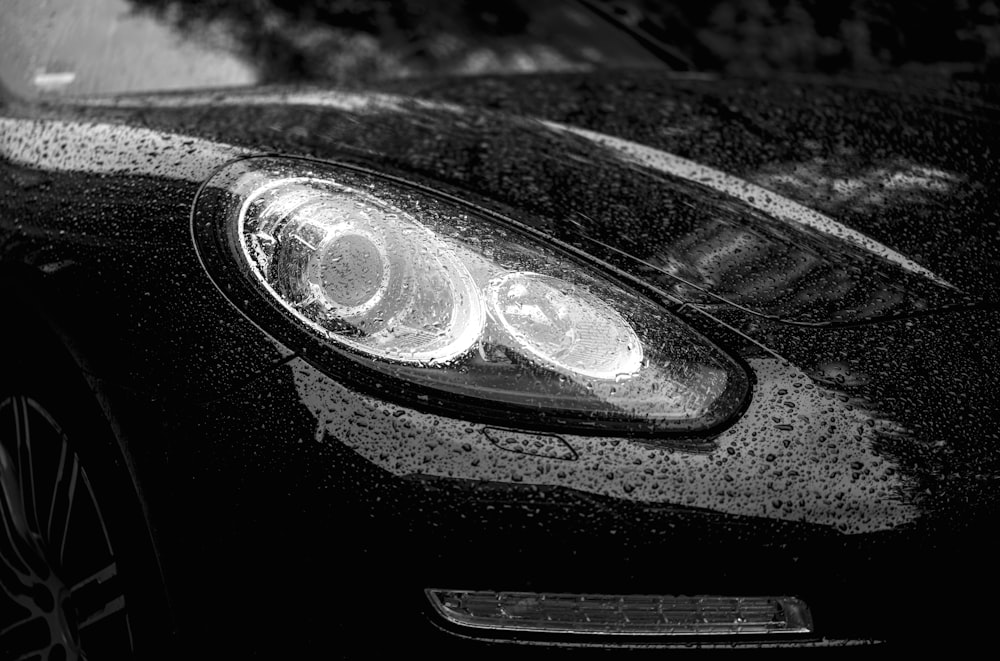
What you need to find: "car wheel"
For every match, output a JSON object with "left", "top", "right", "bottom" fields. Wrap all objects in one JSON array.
[{"left": 0, "top": 307, "right": 169, "bottom": 660}]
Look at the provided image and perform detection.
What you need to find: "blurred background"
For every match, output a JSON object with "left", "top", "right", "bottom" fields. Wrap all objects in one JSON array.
[{"left": 2, "top": 0, "right": 998, "bottom": 98}]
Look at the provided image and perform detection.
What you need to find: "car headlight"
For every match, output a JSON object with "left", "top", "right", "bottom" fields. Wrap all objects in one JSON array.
[
  {"left": 239, "top": 175, "right": 485, "bottom": 365},
  {"left": 193, "top": 156, "right": 748, "bottom": 439}
]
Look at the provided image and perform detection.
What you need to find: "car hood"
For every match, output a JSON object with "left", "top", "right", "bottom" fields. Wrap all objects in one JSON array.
[
  {"left": 9, "top": 70, "right": 997, "bottom": 326},
  {"left": 2, "top": 72, "right": 998, "bottom": 536},
  {"left": 383, "top": 71, "right": 998, "bottom": 325}
]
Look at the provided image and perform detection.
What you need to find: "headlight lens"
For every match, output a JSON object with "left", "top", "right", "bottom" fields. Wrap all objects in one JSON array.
[
  {"left": 485, "top": 272, "right": 642, "bottom": 380},
  {"left": 242, "top": 179, "right": 484, "bottom": 364},
  {"left": 194, "top": 157, "right": 748, "bottom": 438}
]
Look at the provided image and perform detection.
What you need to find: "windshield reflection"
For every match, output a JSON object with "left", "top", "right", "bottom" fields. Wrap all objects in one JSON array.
[{"left": 1, "top": 0, "right": 662, "bottom": 99}]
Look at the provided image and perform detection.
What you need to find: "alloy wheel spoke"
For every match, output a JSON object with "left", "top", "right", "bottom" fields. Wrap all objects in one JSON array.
[
  {"left": 0, "top": 613, "right": 39, "bottom": 641},
  {"left": 0, "top": 477, "right": 32, "bottom": 577},
  {"left": 79, "top": 594, "right": 126, "bottom": 631},
  {"left": 0, "top": 394, "right": 132, "bottom": 656},
  {"left": 12, "top": 651, "right": 47, "bottom": 661},
  {"left": 13, "top": 396, "right": 40, "bottom": 536},
  {"left": 0, "top": 564, "right": 29, "bottom": 602},
  {"left": 72, "top": 560, "right": 125, "bottom": 631},
  {"left": 50, "top": 449, "right": 79, "bottom": 568},
  {"left": 47, "top": 440, "right": 70, "bottom": 544}
]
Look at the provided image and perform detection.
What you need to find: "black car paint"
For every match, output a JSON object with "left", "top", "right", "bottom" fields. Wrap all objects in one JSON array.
[{"left": 1, "top": 70, "right": 999, "bottom": 653}]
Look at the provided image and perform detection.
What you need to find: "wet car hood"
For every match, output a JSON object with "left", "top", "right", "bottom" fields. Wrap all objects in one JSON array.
[
  {"left": 9, "top": 69, "right": 996, "bottom": 326},
  {"left": 2, "top": 71, "right": 998, "bottom": 537},
  {"left": 383, "top": 71, "right": 998, "bottom": 325}
]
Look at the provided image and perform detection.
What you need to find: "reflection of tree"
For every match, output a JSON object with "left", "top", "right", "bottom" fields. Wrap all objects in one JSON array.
[
  {"left": 640, "top": 208, "right": 924, "bottom": 323},
  {"left": 568, "top": 155, "right": 966, "bottom": 323},
  {"left": 127, "top": 0, "right": 613, "bottom": 84},
  {"left": 126, "top": 0, "right": 1000, "bottom": 84},
  {"left": 750, "top": 156, "right": 963, "bottom": 216},
  {"left": 639, "top": 0, "right": 1000, "bottom": 80}
]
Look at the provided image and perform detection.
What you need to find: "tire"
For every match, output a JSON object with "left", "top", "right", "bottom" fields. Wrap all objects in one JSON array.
[{"left": 0, "top": 302, "right": 170, "bottom": 660}]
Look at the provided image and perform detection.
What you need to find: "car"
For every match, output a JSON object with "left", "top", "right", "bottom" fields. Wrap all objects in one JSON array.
[{"left": 2, "top": 5, "right": 999, "bottom": 659}]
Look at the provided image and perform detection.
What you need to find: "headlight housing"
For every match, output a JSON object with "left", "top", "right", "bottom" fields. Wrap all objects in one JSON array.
[{"left": 193, "top": 156, "right": 748, "bottom": 440}]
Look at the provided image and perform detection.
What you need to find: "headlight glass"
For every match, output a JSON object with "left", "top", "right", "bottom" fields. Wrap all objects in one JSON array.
[
  {"left": 241, "top": 178, "right": 484, "bottom": 364},
  {"left": 194, "top": 157, "right": 748, "bottom": 438}
]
